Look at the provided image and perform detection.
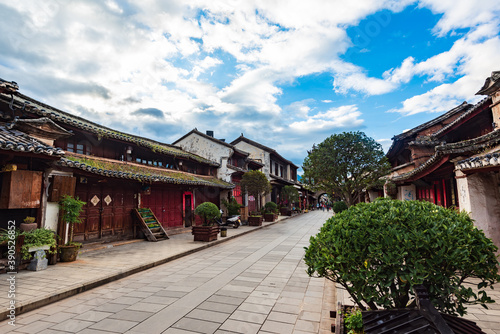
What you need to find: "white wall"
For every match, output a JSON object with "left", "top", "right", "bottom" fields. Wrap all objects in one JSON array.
[
  {"left": 397, "top": 184, "right": 416, "bottom": 201},
  {"left": 176, "top": 133, "right": 233, "bottom": 182},
  {"left": 456, "top": 171, "right": 500, "bottom": 252}
]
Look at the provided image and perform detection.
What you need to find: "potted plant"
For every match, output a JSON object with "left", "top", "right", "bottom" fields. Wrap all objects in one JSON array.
[
  {"left": 20, "top": 228, "right": 57, "bottom": 261},
  {"left": 192, "top": 202, "right": 220, "bottom": 242},
  {"left": 263, "top": 201, "right": 278, "bottom": 222},
  {"left": 248, "top": 211, "right": 263, "bottom": 226},
  {"left": 58, "top": 195, "right": 86, "bottom": 262},
  {"left": 20, "top": 216, "right": 38, "bottom": 232}
]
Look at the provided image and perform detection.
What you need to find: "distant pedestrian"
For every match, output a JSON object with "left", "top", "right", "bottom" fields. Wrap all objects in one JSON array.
[{"left": 322, "top": 204, "right": 325, "bottom": 212}]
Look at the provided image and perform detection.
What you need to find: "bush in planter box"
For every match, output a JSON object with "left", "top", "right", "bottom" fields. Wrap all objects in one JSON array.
[
  {"left": 304, "top": 198, "right": 500, "bottom": 316},
  {"left": 194, "top": 202, "right": 220, "bottom": 226},
  {"left": 264, "top": 201, "right": 278, "bottom": 214}
]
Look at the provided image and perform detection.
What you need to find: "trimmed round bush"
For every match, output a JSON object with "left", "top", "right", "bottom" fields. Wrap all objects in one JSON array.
[
  {"left": 194, "top": 202, "right": 220, "bottom": 226},
  {"left": 332, "top": 201, "right": 348, "bottom": 213},
  {"left": 304, "top": 198, "right": 500, "bottom": 316},
  {"left": 264, "top": 201, "right": 278, "bottom": 213}
]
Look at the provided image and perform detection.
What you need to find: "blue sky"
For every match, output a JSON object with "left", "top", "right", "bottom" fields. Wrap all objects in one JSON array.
[{"left": 1, "top": 0, "right": 499, "bottom": 174}]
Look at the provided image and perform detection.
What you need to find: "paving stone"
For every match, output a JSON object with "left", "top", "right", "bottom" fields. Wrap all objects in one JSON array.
[
  {"left": 267, "top": 311, "right": 298, "bottom": 324},
  {"left": 125, "top": 302, "right": 166, "bottom": 313},
  {"left": 50, "top": 319, "right": 94, "bottom": 332},
  {"left": 89, "top": 318, "right": 138, "bottom": 332},
  {"left": 229, "top": 310, "right": 267, "bottom": 324},
  {"left": 186, "top": 309, "right": 230, "bottom": 323},
  {"left": 197, "top": 301, "right": 239, "bottom": 314},
  {"left": 92, "top": 302, "right": 129, "bottom": 313},
  {"left": 261, "top": 319, "right": 294, "bottom": 334},
  {"left": 108, "top": 310, "right": 154, "bottom": 322},
  {"left": 172, "top": 318, "right": 220, "bottom": 334},
  {"left": 43, "top": 311, "right": 80, "bottom": 323},
  {"left": 237, "top": 302, "right": 273, "bottom": 314},
  {"left": 219, "top": 319, "right": 261, "bottom": 334},
  {"left": 294, "top": 319, "right": 320, "bottom": 332},
  {"left": 73, "top": 310, "right": 113, "bottom": 322},
  {"left": 207, "top": 295, "right": 245, "bottom": 306}
]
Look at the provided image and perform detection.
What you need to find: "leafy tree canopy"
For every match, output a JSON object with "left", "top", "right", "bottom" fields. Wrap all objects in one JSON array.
[
  {"left": 281, "top": 185, "right": 299, "bottom": 208},
  {"left": 240, "top": 170, "right": 271, "bottom": 209},
  {"left": 302, "top": 131, "right": 390, "bottom": 206}
]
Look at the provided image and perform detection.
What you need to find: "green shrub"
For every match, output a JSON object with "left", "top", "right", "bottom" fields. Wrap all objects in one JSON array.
[
  {"left": 345, "top": 308, "right": 364, "bottom": 334},
  {"left": 332, "top": 201, "right": 348, "bottom": 213},
  {"left": 194, "top": 202, "right": 220, "bottom": 226},
  {"left": 304, "top": 198, "right": 500, "bottom": 316},
  {"left": 264, "top": 201, "right": 278, "bottom": 214},
  {"left": 21, "top": 228, "right": 57, "bottom": 260},
  {"left": 222, "top": 197, "right": 242, "bottom": 216}
]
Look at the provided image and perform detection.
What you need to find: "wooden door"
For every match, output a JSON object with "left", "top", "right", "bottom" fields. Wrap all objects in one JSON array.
[{"left": 184, "top": 193, "right": 193, "bottom": 227}]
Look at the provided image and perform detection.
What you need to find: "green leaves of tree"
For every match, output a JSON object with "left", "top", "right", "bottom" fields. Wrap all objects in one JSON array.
[{"left": 303, "top": 131, "right": 391, "bottom": 207}]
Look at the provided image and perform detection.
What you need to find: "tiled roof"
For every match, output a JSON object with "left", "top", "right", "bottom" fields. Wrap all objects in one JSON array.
[
  {"left": 476, "top": 71, "right": 500, "bottom": 95},
  {"left": 58, "top": 154, "right": 234, "bottom": 189},
  {"left": 391, "top": 102, "right": 471, "bottom": 141},
  {"left": 431, "top": 97, "right": 491, "bottom": 138},
  {"left": 392, "top": 129, "right": 500, "bottom": 182},
  {"left": 0, "top": 123, "right": 64, "bottom": 157},
  {"left": 456, "top": 152, "right": 500, "bottom": 172},
  {"left": 0, "top": 90, "right": 219, "bottom": 167},
  {"left": 231, "top": 135, "right": 298, "bottom": 168}
]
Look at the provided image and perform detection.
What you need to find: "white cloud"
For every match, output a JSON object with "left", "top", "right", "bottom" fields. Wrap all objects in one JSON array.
[
  {"left": 390, "top": 35, "right": 500, "bottom": 115},
  {"left": 289, "top": 105, "right": 364, "bottom": 132},
  {"left": 418, "top": 0, "right": 500, "bottom": 36}
]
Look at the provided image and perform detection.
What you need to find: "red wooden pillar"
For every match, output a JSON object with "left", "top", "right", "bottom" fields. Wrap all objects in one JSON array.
[
  {"left": 442, "top": 179, "right": 448, "bottom": 208},
  {"left": 434, "top": 181, "right": 441, "bottom": 206}
]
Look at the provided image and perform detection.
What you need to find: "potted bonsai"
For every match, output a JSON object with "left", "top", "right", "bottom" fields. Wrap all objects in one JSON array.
[
  {"left": 263, "top": 201, "right": 278, "bottom": 222},
  {"left": 192, "top": 202, "right": 220, "bottom": 242},
  {"left": 58, "top": 194, "right": 86, "bottom": 262},
  {"left": 20, "top": 216, "right": 38, "bottom": 232}
]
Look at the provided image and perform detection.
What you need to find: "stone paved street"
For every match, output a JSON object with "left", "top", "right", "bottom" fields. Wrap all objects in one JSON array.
[{"left": 1, "top": 211, "right": 335, "bottom": 334}]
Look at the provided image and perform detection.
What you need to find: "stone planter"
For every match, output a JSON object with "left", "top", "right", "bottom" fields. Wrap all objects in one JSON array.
[
  {"left": 264, "top": 213, "right": 277, "bottom": 222},
  {"left": 192, "top": 226, "right": 219, "bottom": 242},
  {"left": 248, "top": 216, "right": 263, "bottom": 226},
  {"left": 20, "top": 223, "right": 38, "bottom": 232},
  {"left": 280, "top": 208, "right": 292, "bottom": 216},
  {"left": 59, "top": 244, "right": 80, "bottom": 262}
]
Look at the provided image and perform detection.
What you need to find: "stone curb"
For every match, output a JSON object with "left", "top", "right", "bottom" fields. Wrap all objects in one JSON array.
[{"left": 3, "top": 217, "right": 291, "bottom": 319}]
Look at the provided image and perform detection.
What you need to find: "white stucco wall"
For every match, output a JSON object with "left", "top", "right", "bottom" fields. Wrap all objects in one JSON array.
[
  {"left": 233, "top": 141, "right": 270, "bottom": 178},
  {"left": 456, "top": 171, "right": 500, "bottom": 252},
  {"left": 397, "top": 184, "right": 416, "bottom": 201},
  {"left": 175, "top": 133, "right": 233, "bottom": 182}
]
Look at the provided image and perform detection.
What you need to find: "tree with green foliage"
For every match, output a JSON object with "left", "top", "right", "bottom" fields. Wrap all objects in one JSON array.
[
  {"left": 239, "top": 170, "right": 271, "bottom": 211},
  {"left": 221, "top": 197, "right": 242, "bottom": 216},
  {"left": 281, "top": 185, "right": 299, "bottom": 209},
  {"left": 194, "top": 202, "right": 220, "bottom": 226},
  {"left": 304, "top": 198, "right": 500, "bottom": 316},
  {"left": 59, "top": 195, "right": 86, "bottom": 245},
  {"left": 302, "top": 131, "right": 390, "bottom": 207}
]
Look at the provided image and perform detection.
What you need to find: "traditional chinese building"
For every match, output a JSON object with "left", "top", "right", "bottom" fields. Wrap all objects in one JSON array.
[
  {"left": 0, "top": 79, "right": 233, "bottom": 243},
  {"left": 387, "top": 71, "right": 500, "bottom": 249},
  {"left": 173, "top": 129, "right": 264, "bottom": 216},
  {"left": 230, "top": 135, "right": 304, "bottom": 210}
]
